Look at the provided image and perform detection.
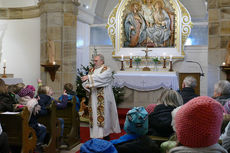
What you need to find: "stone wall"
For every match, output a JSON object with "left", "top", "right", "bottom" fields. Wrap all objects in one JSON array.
[
  {"left": 208, "top": 0, "right": 230, "bottom": 96},
  {"left": 40, "top": 0, "right": 79, "bottom": 97}
]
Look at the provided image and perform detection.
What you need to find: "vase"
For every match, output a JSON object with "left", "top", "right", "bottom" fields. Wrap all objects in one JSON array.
[
  {"left": 154, "top": 62, "right": 158, "bottom": 71},
  {"left": 135, "top": 62, "right": 140, "bottom": 71}
]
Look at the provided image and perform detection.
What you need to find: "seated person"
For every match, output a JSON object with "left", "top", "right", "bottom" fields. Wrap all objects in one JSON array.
[
  {"left": 0, "top": 79, "right": 17, "bottom": 112},
  {"left": 59, "top": 83, "right": 80, "bottom": 111},
  {"left": 169, "top": 96, "right": 227, "bottom": 153},
  {"left": 179, "top": 76, "right": 198, "bottom": 104},
  {"left": 148, "top": 89, "right": 183, "bottom": 137},
  {"left": 37, "top": 85, "right": 68, "bottom": 147},
  {"left": 18, "top": 87, "right": 46, "bottom": 146},
  {"left": 145, "top": 103, "right": 157, "bottom": 114},
  {"left": 111, "top": 107, "right": 160, "bottom": 153},
  {"left": 213, "top": 80, "right": 230, "bottom": 105},
  {"left": 80, "top": 138, "right": 117, "bottom": 153}
]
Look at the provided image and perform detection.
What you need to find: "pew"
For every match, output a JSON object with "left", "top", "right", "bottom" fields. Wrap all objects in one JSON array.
[
  {"left": 56, "top": 96, "right": 80, "bottom": 150},
  {"left": 0, "top": 107, "right": 37, "bottom": 153},
  {"left": 38, "top": 101, "right": 61, "bottom": 153}
]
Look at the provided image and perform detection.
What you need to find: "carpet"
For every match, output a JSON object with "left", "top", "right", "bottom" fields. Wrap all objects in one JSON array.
[{"left": 77, "top": 108, "right": 130, "bottom": 153}]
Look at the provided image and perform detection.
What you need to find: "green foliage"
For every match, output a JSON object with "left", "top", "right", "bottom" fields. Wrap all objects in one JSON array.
[
  {"left": 152, "top": 57, "right": 160, "bottom": 63},
  {"left": 134, "top": 57, "right": 142, "bottom": 64}
]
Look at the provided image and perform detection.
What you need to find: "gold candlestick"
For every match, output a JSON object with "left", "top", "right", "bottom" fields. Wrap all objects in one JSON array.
[
  {"left": 120, "top": 61, "right": 125, "bottom": 71},
  {"left": 163, "top": 59, "right": 166, "bottom": 68},
  {"left": 169, "top": 61, "right": 173, "bottom": 71},
  {"left": 129, "top": 59, "right": 133, "bottom": 68},
  {"left": 2, "top": 66, "right": 7, "bottom": 78}
]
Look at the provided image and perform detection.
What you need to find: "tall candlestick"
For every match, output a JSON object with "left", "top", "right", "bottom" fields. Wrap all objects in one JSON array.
[
  {"left": 120, "top": 61, "right": 124, "bottom": 71},
  {"left": 163, "top": 59, "right": 166, "bottom": 68},
  {"left": 129, "top": 59, "right": 133, "bottom": 68},
  {"left": 169, "top": 61, "right": 173, "bottom": 71}
]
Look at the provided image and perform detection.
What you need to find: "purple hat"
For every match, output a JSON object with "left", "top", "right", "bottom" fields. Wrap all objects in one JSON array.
[
  {"left": 26, "top": 85, "right": 35, "bottom": 92},
  {"left": 18, "top": 88, "right": 34, "bottom": 98},
  {"left": 80, "top": 138, "right": 117, "bottom": 153}
]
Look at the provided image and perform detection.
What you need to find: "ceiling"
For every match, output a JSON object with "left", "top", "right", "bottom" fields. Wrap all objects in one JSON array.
[{"left": 0, "top": 0, "right": 207, "bottom": 22}]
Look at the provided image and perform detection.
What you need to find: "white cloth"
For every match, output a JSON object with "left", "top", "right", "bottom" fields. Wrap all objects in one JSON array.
[
  {"left": 113, "top": 72, "right": 179, "bottom": 91},
  {"left": 2, "top": 78, "right": 23, "bottom": 85},
  {"left": 83, "top": 65, "right": 121, "bottom": 138}
]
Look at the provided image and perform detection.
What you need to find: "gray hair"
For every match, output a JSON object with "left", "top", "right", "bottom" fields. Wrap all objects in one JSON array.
[
  {"left": 214, "top": 80, "right": 230, "bottom": 95},
  {"left": 95, "top": 54, "right": 104, "bottom": 64},
  {"left": 157, "top": 89, "right": 183, "bottom": 107},
  {"left": 183, "top": 76, "right": 197, "bottom": 88}
]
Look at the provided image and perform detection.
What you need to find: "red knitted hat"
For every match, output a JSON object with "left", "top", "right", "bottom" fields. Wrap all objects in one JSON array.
[
  {"left": 145, "top": 103, "right": 157, "bottom": 114},
  {"left": 175, "top": 96, "right": 223, "bottom": 148}
]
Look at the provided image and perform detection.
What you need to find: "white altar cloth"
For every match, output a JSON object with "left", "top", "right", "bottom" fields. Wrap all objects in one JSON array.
[
  {"left": 113, "top": 71, "right": 179, "bottom": 91},
  {"left": 2, "top": 78, "right": 23, "bottom": 85}
]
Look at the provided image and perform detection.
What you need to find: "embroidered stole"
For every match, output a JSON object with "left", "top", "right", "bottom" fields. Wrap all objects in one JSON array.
[{"left": 88, "top": 66, "right": 108, "bottom": 128}]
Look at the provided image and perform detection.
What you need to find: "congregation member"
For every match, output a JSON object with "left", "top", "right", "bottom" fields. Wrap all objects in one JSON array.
[
  {"left": 111, "top": 107, "right": 160, "bottom": 153},
  {"left": 81, "top": 54, "right": 120, "bottom": 140},
  {"left": 213, "top": 80, "right": 230, "bottom": 105},
  {"left": 37, "top": 85, "right": 68, "bottom": 147},
  {"left": 80, "top": 138, "right": 118, "bottom": 153},
  {"left": 18, "top": 86, "right": 47, "bottom": 148},
  {"left": 58, "top": 83, "right": 80, "bottom": 111},
  {"left": 179, "top": 76, "right": 198, "bottom": 104},
  {"left": 169, "top": 96, "right": 227, "bottom": 153},
  {"left": 148, "top": 89, "right": 183, "bottom": 137},
  {"left": 0, "top": 79, "right": 17, "bottom": 112},
  {"left": 220, "top": 101, "right": 230, "bottom": 152}
]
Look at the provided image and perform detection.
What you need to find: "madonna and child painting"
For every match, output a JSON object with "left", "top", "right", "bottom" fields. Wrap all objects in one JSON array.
[{"left": 124, "top": 0, "right": 175, "bottom": 48}]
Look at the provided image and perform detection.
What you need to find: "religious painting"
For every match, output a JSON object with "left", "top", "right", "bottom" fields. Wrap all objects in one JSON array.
[
  {"left": 107, "top": 0, "right": 193, "bottom": 57},
  {"left": 124, "top": 0, "right": 175, "bottom": 48}
]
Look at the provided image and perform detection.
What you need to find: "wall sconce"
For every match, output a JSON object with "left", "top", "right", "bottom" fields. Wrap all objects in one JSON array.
[{"left": 41, "top": 64, "right": 60, "bottom": 82}]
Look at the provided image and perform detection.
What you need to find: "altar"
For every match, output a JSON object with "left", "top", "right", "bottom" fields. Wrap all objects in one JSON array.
[{"left": 113, "top": 71, "right": 179, "bottom": 108}]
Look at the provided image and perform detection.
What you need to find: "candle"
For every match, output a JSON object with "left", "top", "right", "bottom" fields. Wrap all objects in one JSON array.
[
  {"left": 130, "top": 53, "right": 133, "bottom": 59},
  {"left": 170, "top": 55, "right": 173, "bottom": 61},
  {"left": 53, "top": 61, "right": 56, "bottom": 65},
  {"left": 163, "top": 52, "right": 166, "bottom": 59},
  {"left": 3, "top": 59, "right": 6, "bottom": 67},
  {"left": 222, "top": 62, "right": 226, "bottom": 66},
  {"left": 121, "top": 55, "right": 124, "bottom": 61}
]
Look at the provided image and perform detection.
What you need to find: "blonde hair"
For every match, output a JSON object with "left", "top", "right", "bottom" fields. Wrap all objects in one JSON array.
[
  {"left": 157, "top": 89, "right": 183, "bottom": 107},
  {"left": 37, "top": 85, "right": 50, "bottom": 95}
]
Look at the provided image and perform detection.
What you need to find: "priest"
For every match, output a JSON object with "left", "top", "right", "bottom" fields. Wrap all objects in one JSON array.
[{"left": 81, "top": 54, "right": 121, "bottom": 139}]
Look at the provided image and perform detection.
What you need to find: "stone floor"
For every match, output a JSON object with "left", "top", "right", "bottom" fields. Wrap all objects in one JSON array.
[{"left": 60, "top": 143, "right": 82, "bottom": 153}]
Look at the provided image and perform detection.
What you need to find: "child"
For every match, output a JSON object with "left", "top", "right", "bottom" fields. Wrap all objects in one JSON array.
[{"left": 59, "top": 83, "right": 80, "bottom": 111}]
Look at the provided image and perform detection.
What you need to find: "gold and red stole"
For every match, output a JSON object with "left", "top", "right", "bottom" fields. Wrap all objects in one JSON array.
[{"left": 88, "top": 66, "right": 108, "bottom": 128}]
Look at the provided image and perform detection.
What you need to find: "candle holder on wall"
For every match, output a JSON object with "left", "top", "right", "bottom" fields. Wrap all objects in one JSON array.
[
  {"left": 2, "top": 66, "right": 7, "bottom": 78},
  {"left": 41, "top": 64, "right": 60, "bottom": 81}
]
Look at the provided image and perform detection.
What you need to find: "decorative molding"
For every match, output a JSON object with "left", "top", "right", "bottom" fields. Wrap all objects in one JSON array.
[{"left": 0, "top": 5, "right": 40, "bottom": 19}]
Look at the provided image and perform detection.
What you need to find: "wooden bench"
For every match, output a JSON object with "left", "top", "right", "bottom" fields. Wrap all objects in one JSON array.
[
  {"left": 0, "top": 107, "right": 37, "bottom": 153},
  {"left": 56, "top": 96, "right": 80, "bottom": 150},
  {"left": 38, "top": 101, "right": 60, "bottom": 153}
]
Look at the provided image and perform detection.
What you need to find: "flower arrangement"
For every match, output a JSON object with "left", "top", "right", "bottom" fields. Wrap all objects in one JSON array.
[
  {"left": 152, "top": 56, "right": 160, "bottom": 64},
  {"left": 134, "top": 57, "right": 142, "bottom": 64}
]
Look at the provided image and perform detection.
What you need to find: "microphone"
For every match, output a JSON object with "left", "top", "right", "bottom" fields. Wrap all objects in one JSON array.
[{"left": 186, "top": 60, "right": 205, "bottom": 77}]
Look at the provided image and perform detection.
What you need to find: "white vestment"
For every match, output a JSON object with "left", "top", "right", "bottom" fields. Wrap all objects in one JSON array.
[{"left": 83, "top": 65, "right": 121, "bottom": 138}]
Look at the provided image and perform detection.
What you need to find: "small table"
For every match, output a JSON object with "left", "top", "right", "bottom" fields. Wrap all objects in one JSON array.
[{"left": 2, "top": 78, "right": 23, "bottom": 85}]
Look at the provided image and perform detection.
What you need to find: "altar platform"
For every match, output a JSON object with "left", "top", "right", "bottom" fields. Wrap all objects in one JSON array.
[{"left": 113, "top": 71, "right": 179, "bottom": 108}]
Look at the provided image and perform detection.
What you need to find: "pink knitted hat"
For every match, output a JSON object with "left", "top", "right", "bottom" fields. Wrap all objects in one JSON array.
[
  {"left": 26, "top": 85, "right": 35, "bottom": 92},
  {"left": 145, "top": 104, "right": 157, "bottom": 114},
  {"left": 175, "top": 96, "right": 223, "bottom": 148}
]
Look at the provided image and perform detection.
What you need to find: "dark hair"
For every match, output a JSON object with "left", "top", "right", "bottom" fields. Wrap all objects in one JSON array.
[
  {"left": 0, "top": 79, "right": 8, "bottom": 94},
  {"left": 64, "top": 83, "right": 73, "bottom": 92}
]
